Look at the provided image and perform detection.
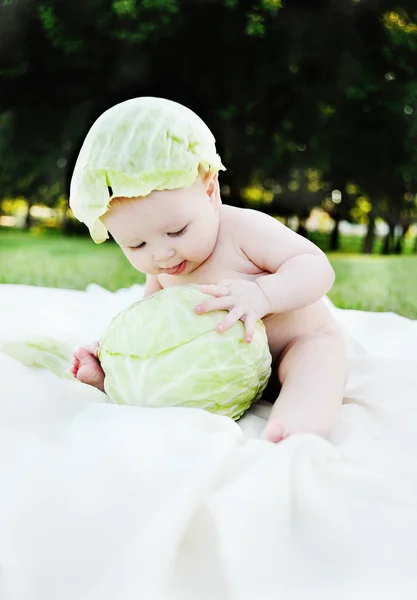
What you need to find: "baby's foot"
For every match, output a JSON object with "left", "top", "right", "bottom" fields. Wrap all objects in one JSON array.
[
  {"left": 261, "top": 419, "right": 290, "bottom": 444},
  {"left": 71, "top": 342, "right": 105, "bottom": 392}
]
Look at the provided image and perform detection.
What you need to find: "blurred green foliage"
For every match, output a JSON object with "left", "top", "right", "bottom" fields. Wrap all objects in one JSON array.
[{"left": 0, "top": 0, "right": 417, "bottom": 253}]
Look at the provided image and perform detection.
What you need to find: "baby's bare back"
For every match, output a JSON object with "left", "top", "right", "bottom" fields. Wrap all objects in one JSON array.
[{"left": 157, "top": 206, "right": 338, "bottom": 362}]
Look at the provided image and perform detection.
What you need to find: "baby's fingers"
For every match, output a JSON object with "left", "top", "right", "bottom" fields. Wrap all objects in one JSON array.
[
  {"left": 200, "top": 284, "right": 230, "bottom": 298},
  {"left": 216, "top": 307, "right": 244, "bottom": 333},
  {"left": 195, "top": 295, "right": 233, "bottom": 314},
  {"left": 243, "top": 314, "right": 258, "bottom": 343}
]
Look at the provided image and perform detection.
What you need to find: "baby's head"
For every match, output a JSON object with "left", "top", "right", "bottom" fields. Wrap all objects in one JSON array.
[{"left": 69, "top": 97, "right": 225, "bottom": 275}]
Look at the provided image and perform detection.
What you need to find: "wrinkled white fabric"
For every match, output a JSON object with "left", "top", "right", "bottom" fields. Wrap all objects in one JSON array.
[{"left": 0, "top": 283, "right": 416, "bottom": 600}]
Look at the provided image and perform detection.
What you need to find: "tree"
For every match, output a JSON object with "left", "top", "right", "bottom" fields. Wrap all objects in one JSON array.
[{"left": 1, "top": 0, "right": 417, "bottom": 253}]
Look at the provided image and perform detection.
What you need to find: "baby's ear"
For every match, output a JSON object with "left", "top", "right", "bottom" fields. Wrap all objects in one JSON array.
[{"left": 205, "top": 172, "right": 221, "bottom": 207}]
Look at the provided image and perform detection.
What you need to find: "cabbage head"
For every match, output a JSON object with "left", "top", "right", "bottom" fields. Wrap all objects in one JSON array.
[
  {"left": 69, "top": 97, "right": 225, "bottom": 243},
  {"left": 99, "top": 285, "right": 272, "bottom": 421}
]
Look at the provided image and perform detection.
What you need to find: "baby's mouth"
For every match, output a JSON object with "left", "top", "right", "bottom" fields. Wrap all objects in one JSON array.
[{"left": 162, "top": 261, "right": 187, "bottom": 275}]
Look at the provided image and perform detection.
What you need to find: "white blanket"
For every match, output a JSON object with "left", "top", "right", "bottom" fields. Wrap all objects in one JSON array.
[{"left": 1, "top": 283, "right": 417, "bottom": 600}]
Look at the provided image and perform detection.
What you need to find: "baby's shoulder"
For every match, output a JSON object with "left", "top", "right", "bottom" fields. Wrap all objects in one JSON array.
[{"left": 220, "top": 205, "right": 274, "bottom": 236}]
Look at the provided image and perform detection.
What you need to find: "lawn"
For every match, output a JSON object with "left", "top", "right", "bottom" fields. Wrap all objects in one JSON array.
[
  {"left": 0, "top": 229, "right": 145, "bottom": 291},
  {"left": 1, "top": 229, "right": 416, "bottom": 319}
]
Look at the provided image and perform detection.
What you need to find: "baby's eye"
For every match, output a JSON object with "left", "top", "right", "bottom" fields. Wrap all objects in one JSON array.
[
  {"left": 130, "top": 242, "right": 146, "bottom": 250},
  {"left": 169, "top": 226, "right": 187, "bottom": 237}
]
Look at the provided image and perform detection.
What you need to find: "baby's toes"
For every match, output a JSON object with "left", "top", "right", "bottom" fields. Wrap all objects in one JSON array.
[
  {"left": 76, "top": 360, "right": 105, "bottom": 392},
  {"left": 261, "top": 420, "right": 288, "bottom": 444},
  {"left": 71, "top": 357, "right": 80, "bottom": 377},
  {"left": 76, "top": 346, "right": 96, "bottom": 361}
]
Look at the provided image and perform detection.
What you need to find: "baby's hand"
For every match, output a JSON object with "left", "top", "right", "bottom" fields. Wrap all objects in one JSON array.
[
  {"left": 71, "top": 342, "right": 105, "bottom": 392},
  {"left": 195, "top": 279, "right": 271, "bottom": 343}
]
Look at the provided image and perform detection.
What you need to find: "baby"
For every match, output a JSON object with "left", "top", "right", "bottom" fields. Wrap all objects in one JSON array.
[{"left": 70, "top": 97, "right": 348, "bottom": 443}]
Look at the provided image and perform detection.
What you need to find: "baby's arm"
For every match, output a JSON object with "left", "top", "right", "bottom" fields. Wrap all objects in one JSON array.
[
  {"left": 72, "top": 275, "right": 162, "bottom": 389},
  {"left": 197, "top": 209, "right": 335, "bottom": 341},
  {"left": 238, "top": 209, "right": 335, "bottom": 313}
]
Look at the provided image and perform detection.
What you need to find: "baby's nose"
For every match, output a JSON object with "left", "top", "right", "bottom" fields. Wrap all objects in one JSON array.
[{"left": 153, "top": 247, "right": 175, "bottom": 263}]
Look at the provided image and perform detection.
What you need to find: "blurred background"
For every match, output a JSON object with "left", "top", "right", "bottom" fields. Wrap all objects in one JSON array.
[{"left": 1, "top": 0, "right": 416, "bottom": 317}]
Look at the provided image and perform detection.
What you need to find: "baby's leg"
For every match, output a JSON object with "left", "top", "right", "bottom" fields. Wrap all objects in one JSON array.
[{"left": 263, "top": 327, "right": 348, "bottom": 443}]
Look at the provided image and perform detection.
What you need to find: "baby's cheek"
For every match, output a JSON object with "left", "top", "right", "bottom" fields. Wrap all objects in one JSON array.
[
  {"left": 187, "top": 230, "right": 215, "bottom": 257},
  {"left": 126, "top": 253, "right": 147, "bottom": 273},
  {"left": 179, "top": 238, "right": 196, "bottom": 256}
]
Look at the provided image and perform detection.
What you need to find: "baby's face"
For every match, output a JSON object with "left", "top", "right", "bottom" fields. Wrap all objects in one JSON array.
[{"left": 102, "top": 176, "right": 221, "bottom": 276}]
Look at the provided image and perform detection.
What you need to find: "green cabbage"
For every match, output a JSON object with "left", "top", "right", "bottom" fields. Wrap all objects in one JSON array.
[
  {"left": 69, "top": 97, "right": 226, "bottom": 243},
  {"left": 99, "top": 285, "right": 272, "bottom": 420}
]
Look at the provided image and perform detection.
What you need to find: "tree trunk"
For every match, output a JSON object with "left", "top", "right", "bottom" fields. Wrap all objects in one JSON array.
[
  {"left": 297, "top": 218, "right": 308, "bottom": 238},
  {"left": 24, "top": 199, "right": 33, "bottom": 230},
  {"left": 362, "top": 212, "right": 375, "bottom": 254},
  {"left": 395, "top": 223, "right": 410, "bottom": 255},
  {"left": 381, "top": 222, "right": 394, "bottom": 255},
  {"left": 60, "top": 212, "right": 71, "bottom": 235},
  {"left": 330, "top": 215, "right": 340, "bottom": 251}
]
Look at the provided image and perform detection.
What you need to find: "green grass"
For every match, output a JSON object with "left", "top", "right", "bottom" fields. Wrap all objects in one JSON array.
[
  {"left": 0, "top": 229, "right": 144, "bottom": 291},
  {"left": 328, "top": 253, "right": 417, "bottom": 319},
  {"left": 309, "top": 231, "right": 416, "bottom": 254},
  {"left": 1, "top": 229, "right": 416, "bottom": 319}
]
